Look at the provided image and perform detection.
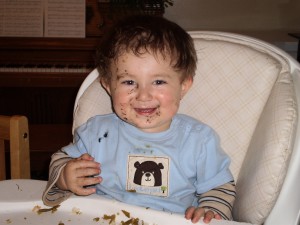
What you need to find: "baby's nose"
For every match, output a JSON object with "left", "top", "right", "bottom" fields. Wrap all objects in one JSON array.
[{"left": 135, "top": 86, "right": 152, "bottom": 101}]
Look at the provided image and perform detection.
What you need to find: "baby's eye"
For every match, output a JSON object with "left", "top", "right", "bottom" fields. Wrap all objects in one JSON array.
[
  {"left": 154, "top": 80, "right": 167, "bottom": 85},
  {"left": 121, "top": 80, "right": 135, "bottom": 85}
]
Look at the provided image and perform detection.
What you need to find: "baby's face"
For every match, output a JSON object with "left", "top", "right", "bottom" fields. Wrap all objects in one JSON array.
[{"left": 103, "top": 51, "right": 192, "bottom": 133}]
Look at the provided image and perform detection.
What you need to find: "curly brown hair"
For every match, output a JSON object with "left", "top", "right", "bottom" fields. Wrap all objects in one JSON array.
[{"left": 96, "top": 15, "right": 197, "bottom": 84}]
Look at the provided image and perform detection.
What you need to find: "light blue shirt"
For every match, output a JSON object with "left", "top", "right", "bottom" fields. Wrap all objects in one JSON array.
[{"left": 63, "top": 113, "right": 233, "bottom": 213}]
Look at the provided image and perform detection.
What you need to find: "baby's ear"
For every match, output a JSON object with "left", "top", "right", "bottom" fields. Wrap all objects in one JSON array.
[
  {"left": 100, "top": 77, "right": 111, "bottom": 95},
  {"left": 181, "top": 76, "right": 193, "bottom": 98}
]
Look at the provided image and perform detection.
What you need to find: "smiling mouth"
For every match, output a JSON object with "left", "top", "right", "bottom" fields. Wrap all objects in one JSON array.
[{"left": 135, "top": 108, "right": 157, "bottom": 115}]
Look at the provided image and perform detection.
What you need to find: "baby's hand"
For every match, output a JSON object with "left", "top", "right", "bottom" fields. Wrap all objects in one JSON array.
[
  {"left": 58, "top": 153, "right": 102, "bottom": 196},
  {"left": 185, "top": 206, "right": 222, "bottom": 224}
]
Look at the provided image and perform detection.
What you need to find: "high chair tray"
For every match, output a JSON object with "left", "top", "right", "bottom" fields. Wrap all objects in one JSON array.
[{"left": 0, "top": 179, "right": 254, "bottom": 225}]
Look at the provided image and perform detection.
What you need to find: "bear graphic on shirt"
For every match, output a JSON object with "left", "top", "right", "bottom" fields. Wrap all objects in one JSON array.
[{"left": 133, "top": 161, "right": 164, "bottom": 187}]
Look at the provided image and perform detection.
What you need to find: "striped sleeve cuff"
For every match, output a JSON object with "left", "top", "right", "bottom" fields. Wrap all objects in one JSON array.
[
  {"left": 42, "top": 150, "right": 73, "bottom": 206},
  {"left": 197, "top": 181, "right": 236, "bottom": 220}
]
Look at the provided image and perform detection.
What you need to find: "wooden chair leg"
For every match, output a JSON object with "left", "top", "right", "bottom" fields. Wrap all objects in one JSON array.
[
  {"left": 0, "top": 140, "right": 6, "bottom": 180},
  {"left": 10, "top": 116, "right": 31, "bottom": 179}
]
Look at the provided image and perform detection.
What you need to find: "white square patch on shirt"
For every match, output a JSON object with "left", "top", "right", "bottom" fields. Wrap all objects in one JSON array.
[{"left": 126, "top": 155, "right": 170, "bottom": 197}]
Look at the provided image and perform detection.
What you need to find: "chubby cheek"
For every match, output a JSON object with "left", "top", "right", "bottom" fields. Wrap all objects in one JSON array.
[
  {"left": 156, "top": 92, "right": 181, "bottom": 117},
  {"left": 112, "top": 93, "right": 134, "bottom": 121},
  {"left": 161, "top": 90, "right": 181, "bottom": 107},
  {"left": 118, "top": 103, "right": 128, "bottom": 121}
]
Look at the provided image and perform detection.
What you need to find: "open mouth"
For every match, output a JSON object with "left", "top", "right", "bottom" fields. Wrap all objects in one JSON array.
[{"left": 135, "top": 108, "right": 157, "bottom": 115}]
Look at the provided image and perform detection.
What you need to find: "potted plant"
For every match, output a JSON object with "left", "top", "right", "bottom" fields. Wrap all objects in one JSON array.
[{"left": 100, "top": 0, "right": 174, "bottom": 16}]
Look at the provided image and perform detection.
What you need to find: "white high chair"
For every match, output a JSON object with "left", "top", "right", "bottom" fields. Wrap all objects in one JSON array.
[{"left": 72, "top": 31, "right": 300, "bottom": 225}]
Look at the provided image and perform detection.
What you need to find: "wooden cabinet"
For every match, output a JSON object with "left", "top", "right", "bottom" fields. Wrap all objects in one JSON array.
[{"left": 0, "top": 37, "right": 100, "bottom": 179}]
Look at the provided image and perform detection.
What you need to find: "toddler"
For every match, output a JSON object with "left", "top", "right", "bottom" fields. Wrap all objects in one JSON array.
[{"left": 43, "top": 15, "right": 236, "bottom": 224}]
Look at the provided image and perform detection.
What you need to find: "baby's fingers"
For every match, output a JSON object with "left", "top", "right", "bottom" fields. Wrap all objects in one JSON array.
[
  {"left": 76, "top": 166, "right": 101, "bottom": 178},
  {"left": 78, "top": 153, "right": 94, "bottom": 161},
  {"left": 185, "top": 207, "right": 205, "bottom": 224},
  {"left": 214, "top": 213, "right": 222, "bottom": 220},
  {"left": 74, "top": 158, "right": 101, "bottom": 170},
  {"left": 72, "top": 184, "right": 96, "bottom": 196},
  {"left": 79, "top": 175, "right": 102, "bottom": 188},
  {"left": 191, "top": 207, "right": 205, "bottom": 223},
  {"left": 73, "top": 176, "right": 102, "bottom": 196},
  {"left": 203, "top": 210, "right": 216, "bottom": 224},
  {"left": 185, "top": 206, "right": 195, "bottom": 220}
]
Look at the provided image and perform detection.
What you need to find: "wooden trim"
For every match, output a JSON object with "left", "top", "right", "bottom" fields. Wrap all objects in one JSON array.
[
  {"left": 0, "top": 140, "right": 5, "bottom": 180},
  {"left": 0, "top": 72, "right": 87, "bottom": 87},
  {"left": 0, "top": 115, "right": 31, "bottom": 180}
]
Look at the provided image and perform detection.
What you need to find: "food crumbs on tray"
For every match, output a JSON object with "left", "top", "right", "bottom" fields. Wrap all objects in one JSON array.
[
  {"left": 5, "top": 219, "right": 12, "bottom": 224},
  {"left": 58, "top": 221, "right": 65, "bottom": 225},
  {"left": 121, "top": 217, "right": 140, "bottom": 225},
  {"left": 72, "top": 207, "right": 82, "bottom": 215},
  {"left": 95, "top": 210, "right": 148, "bottom": 225},
  {"left": 16, "top": 184, "right": 22, "bottom": 191},
  {"left": 121, "top": 218, "right": 132, "bottom": 225},
  {"left": 32, "top": 205, "right": 41, "bottom": 213},
  {"left": 93, "top": 217, "right": 100, "bottom": 222},
  {"left": 103, "top": 214, "right": 116, "bottom": 224},
  {"left": 121, "top": 210, "right": 130, "bottom": 218},
  {"left": 132, "top": 218, "right": 140, "bottom": 225},
  {"left": 33, "top": 205, "right": 60, "bottom": 214},
  {"left": 121, "top": 219, "right": 131, "bottom": 225}
]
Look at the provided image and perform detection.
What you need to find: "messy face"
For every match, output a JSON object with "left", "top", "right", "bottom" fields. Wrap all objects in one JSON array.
[{"left": 102, "top": 51, "right": 192, "bottom": 133}]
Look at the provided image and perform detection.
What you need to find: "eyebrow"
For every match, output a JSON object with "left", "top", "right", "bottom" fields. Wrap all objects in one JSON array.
[
  {"left": 115, "top": 72, "right": 173, "bottom": 80},
  {"left": 152, "top": 73, "right": 173, "bottom": 79},
  {"left": 116, "top": 73, "right": 133, "bottom": 80}
]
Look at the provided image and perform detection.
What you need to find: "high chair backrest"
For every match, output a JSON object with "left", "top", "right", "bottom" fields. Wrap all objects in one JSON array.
[
  {"left": 0, "top": 115, "right": 31, "bottom": 180},
  {"left": 72, "top": 31, "right": 300, "bottom": 225}
]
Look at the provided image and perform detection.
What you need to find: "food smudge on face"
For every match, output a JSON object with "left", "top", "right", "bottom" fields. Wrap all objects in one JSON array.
[
  {"left": 128, "top": 88, "right": 135, "bottom": 95},
  {"left": 156, "top": 108, "right": 161, "bottom": 117},
  {"left": 120, "top": 103, "right": 129, "bottom": 121},
  {"left": 145, "top": 108, "right": 161, "bottom": 124},
  {"left": 146, "top": 116, "right": 152, "bottom": 123}
]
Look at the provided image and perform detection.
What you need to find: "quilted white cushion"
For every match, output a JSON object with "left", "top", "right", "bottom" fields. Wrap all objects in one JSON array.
[
  {"left": 233, "top": 71, "right": 297, "bottom": 224},
  {"left": 72, "top": 33, "right": 298, "bottom": 224},
  {"left": 179, "top": 38, "right": 281, "bottom": 179},
  {"left": 73, "top": 77, "right": 112, "bottom": 132}
]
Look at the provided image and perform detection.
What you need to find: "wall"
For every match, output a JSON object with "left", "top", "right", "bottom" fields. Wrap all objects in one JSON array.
[{"left": 164, "top": 0, "right": 300, "bottom": 32}]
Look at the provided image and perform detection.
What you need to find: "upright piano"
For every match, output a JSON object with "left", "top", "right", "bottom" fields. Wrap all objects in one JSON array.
[
  {"left": 0, "top": 37, "right": 102, "bottom": 179},
  {"left": 0, "top": 37, "right": 101, "bottom": 87}
]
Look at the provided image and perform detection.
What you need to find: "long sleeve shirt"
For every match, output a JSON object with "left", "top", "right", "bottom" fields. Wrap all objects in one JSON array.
[{"left": 43, "top": 114, "right": 236, "bottom": 219}]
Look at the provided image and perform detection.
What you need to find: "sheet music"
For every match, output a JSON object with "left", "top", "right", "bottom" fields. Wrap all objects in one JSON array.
[
  {"left": 44, "top": 0, "right": 85, "bottom": 38},
  {"left": 0, "top": 0, "right": 43, "bottom": 37}
]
